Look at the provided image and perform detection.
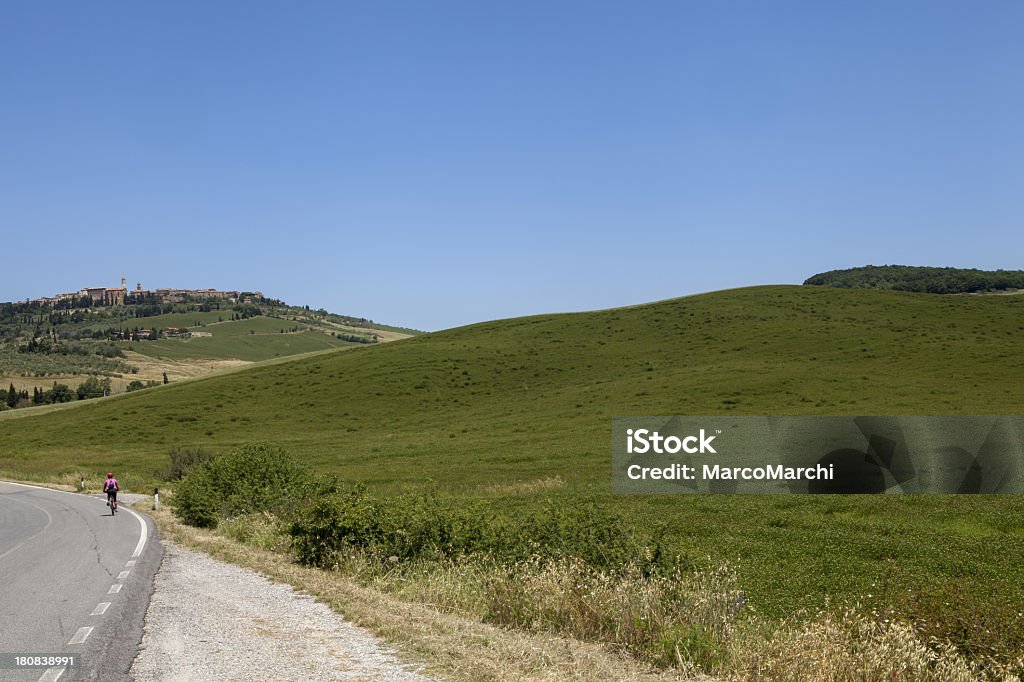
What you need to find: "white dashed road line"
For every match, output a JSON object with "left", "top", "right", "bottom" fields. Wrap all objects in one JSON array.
[
  {"left": 37, "top": 667, "right": 65, "bottom": 681},
  {"left": 68, "top": 626, "right": 93, "bottom": 645},
  {"left": 108, "top": 584, "right": 122, "bottom": 594},
  {"left": 91, "top": 602, "right": 111, "bottom": 616},
  {"left": 117, "top": 570, "right": 131, "bottom": 580}
]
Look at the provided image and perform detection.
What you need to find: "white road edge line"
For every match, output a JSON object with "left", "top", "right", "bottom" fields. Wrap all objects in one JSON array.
[
  {"left": 67, "top": 626, "right": 93, "bottom": 645},
  {"left": 108, "top": 584, "right": 122, "bottom": 594},
  {"left": 1, "top": 480, "right": 150, "bottom": 560},
  {"left": 91, "top": 602, "right": 111, "bottom": 615},
  {"left": 126, "top": 560, "right": 136, "bottom": 567},
  {"left": 37, "top": 667, "right": 65, "bottom": 682},
  {"left": 123, "top": 506, "right": 148, "bottom": 558}
]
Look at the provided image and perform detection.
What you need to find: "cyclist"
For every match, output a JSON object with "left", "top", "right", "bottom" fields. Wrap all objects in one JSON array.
[{"left": 104, "top": 473, "right": 119, "bottom": 515}]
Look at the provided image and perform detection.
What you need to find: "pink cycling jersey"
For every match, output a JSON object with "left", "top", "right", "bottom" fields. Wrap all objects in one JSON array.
[{"left": 104, "top": 478, "right": 119, "bottom": 493}]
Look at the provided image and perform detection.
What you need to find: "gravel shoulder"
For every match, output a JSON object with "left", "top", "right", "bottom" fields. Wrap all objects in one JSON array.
[{"left": 130, "top": 541, "right": 436, "bottom": 681}]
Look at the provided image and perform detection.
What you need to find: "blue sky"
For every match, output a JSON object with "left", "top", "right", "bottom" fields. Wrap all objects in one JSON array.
[{"left": 3, "top": 2, "right": 1022, "bottom": 330}]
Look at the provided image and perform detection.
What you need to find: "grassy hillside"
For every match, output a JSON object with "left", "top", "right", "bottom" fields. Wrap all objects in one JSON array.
[
  {"left": 189, "top": 317, "right": 304, "bottom": 335},
  {"left": 128, "top": 329, "right": 355, "bottom": 362},
  {"left": 85, "top": 310, "right": 229, "bottom": 331},
  {"left": 0, "top": 295, "right": 412, "bottom": 397},
  {"left": 2, "top": 285, "right": 1023, "bottom": 640}
]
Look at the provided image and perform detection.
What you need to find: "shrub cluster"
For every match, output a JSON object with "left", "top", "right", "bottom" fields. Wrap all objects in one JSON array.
[
  {"left": 288, "top": 485, "right": 669, "bottom": 575},
  {"left": 173, "top": 443, "right": 313, "bottom": 528},
  {"left": 126, "top": 379, "right": 162, "bottom": 392}
]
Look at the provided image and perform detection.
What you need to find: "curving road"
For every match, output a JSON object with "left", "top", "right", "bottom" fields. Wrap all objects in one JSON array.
[{"left": 0, "top": 482, "right": 161, "bottom": 681}]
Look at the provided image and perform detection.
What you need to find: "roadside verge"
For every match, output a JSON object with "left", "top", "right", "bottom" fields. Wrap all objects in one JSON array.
[{"left": 143, "top": 505, "right": 689, "bottom": 682}]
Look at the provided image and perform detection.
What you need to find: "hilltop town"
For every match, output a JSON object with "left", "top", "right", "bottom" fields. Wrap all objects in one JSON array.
[
  {"left": 27, "top": 276, "right": 264, "bottom": 307},
  {"left": 1, "top": 276, "right": 405, "bottom": 411}
]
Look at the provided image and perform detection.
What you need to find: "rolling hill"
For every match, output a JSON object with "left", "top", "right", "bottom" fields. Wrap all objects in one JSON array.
[
  {"left": 0, "top": 295, "right": 416, "bottom": 401},
  {"left": 4, "top": 284, "right": 1022, "bottom": 475},
  {"left": 1, "top": 284, "right": 1022, "bottom": 643}
]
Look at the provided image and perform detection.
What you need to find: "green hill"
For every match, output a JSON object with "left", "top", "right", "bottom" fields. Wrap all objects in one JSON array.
[
  {"left": 126, "top": 329, "right": 354, "bottom": 362},
  {"left": 0, "top": 294, "right": 415, "bottom": 402},
  {"left": 4, "top": 284, "right": 1021, "bottom": 471},
  {"left": 2, "top": 284, "right": 1023, "bottom": 649}
]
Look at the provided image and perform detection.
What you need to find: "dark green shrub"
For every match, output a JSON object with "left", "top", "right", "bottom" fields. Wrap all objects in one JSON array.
[
  {"left": 507, "top": 503, "right": 645, "bottom": 572},
  {"left": 289, "top": 487, "right": 666, "bottom": 575},
  {"left": 290, "top": 484, "right": 379, "bottom": 566},
  {"left": 173, "top": 443, "right": 311, "bottom": 528},
  {"left": 289, "top": 487, "right": 487, "bottom": 566},
  {"left": 173, "top": 468, "right": 220, "bottom": 528}
]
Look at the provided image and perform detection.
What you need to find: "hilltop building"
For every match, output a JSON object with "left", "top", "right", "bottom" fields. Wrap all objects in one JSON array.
[
  {"left": 84, "top": 284, "right": 126, "bottom": 306},
  {"left": 29, "top": 275, "right": 262, "bottom": 307}
]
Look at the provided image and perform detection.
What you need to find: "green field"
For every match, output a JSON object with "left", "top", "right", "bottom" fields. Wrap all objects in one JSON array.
[
  {"left": 111, "top": 312, "right": 375, "bottom": 362},
  {"left": 111, "top": 313, "right": 358, "bottom": 362},
  {"left": 192, "top": 317, "right": 311, "bottom": 336},
  {"left": 127, "top": 330, "right": 353, "bottom": 362},
  {"left": 108, "top": 314, "right": 316, "bottom": 336},
  {"left": 89, "top": 310, "right": 230, "bottom": 331},
  {"left": 2, "top": 284, "right": 1022, "bottom": 654}
]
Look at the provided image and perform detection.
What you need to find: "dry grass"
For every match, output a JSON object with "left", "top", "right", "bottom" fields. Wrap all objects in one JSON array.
[
  {"left": 365, "top": 329, "right": 414, "bottom": 343},
  {"left": 0, "top": 356, "right": 249, "bottom": 392},
  {"left": 474, "top": 558, "right": 739, "bottom": 669},
  {"left": 121, "top": 350, "right": 251, "bottom": 383},
  {"left": 736, "top": 609, "right": 1009, "bottom": 681},
  {"left": 0, "top": 374, "right": 113, "bottom": 393},
  {"left": 317, "top": 319, "right": 413, "bottom": 343},
  {"left": 480, "top": 476, "right": 566, "bottom": 496},
  {"left": 146, "top": 504, "right": 694, "bottom": 682}
]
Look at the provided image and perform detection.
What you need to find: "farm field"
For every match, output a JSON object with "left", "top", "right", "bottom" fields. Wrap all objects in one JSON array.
[
  {"left": 126, "top": 329, "right": 355, "bottom": 362},
  {"left": 111, "top": 310, "right": 385, "bottom": 362},
  {"left": 187, "top": 316, "right": 309, "bottom": 336},
  {"left": 87, "top": 309, "right": 230, "bottom": 331},
  {"left": 2, "top": 284, "right": 1022, "bottom": 661}
]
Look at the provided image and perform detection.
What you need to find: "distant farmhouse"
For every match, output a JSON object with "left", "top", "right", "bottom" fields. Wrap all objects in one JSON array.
[{"left": 30, "top": 275, "right": 263, "bottom": 307}]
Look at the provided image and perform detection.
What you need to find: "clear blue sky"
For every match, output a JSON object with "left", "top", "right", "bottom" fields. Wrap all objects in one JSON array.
[{"left": 3, "top": 2, "right": 1022, "bottom": 330}]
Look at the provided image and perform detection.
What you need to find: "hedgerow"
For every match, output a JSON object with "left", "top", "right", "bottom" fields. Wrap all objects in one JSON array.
[{"left": 287, "top": 484, "right": 670, "bottom": 575}]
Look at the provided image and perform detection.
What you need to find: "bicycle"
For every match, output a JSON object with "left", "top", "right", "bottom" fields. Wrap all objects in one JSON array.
[{"left": 107, "top": 491, "right": 118, "bottom": 515}]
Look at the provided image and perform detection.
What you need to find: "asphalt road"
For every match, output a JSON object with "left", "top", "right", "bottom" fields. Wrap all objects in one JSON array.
[{"left": 0, "top": 482, "right": 161, "bottom": 681}]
